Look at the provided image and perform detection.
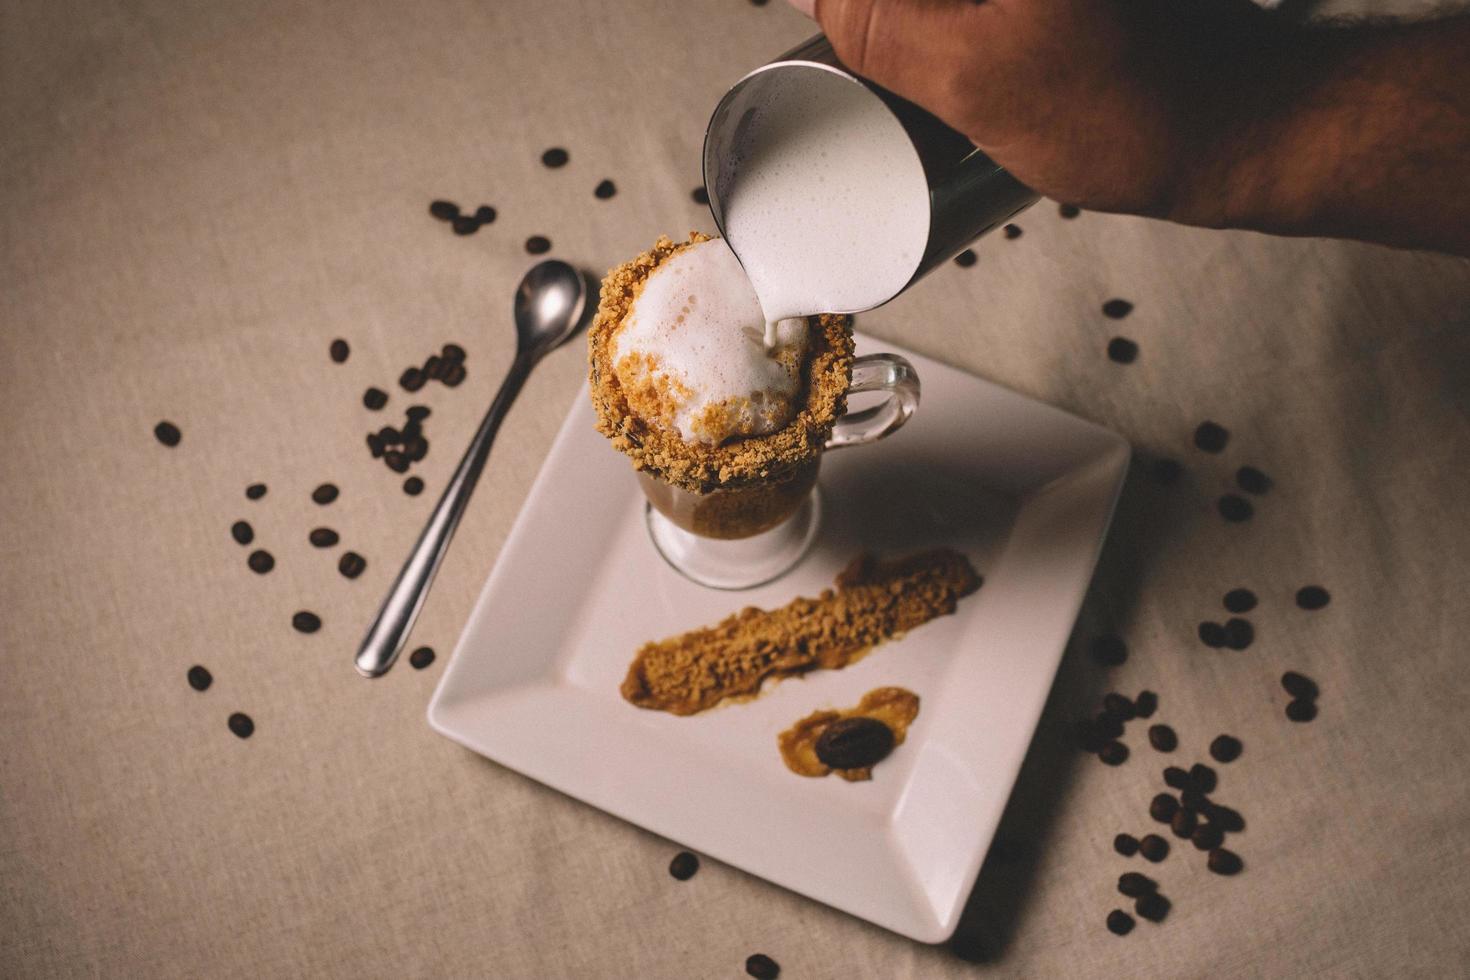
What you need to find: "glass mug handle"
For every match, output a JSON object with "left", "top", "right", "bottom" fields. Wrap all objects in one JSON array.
[{"left": 826, "top": 353, "right": 920, "bottom": 449}]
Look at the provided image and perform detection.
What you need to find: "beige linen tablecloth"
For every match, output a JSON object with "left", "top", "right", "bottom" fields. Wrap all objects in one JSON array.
[{"left": 4, "top": 1, "right": 1470, "bottom": 976}]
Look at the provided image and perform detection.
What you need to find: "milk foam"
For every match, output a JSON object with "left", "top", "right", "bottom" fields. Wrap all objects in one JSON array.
[
  {"left": 612, "top": 238, "right": 808, "bottom": 446},
  {"left": 716, "top": 67, "right": 931, "bottom": 344}
]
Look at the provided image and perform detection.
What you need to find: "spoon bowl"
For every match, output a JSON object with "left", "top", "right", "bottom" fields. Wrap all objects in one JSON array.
[{"left": 514, "top": 259, "right": 587, "bottom": 356}]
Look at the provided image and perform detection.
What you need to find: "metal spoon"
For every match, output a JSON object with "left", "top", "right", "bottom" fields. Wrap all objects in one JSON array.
[{"left": 355, "top": 260, "right": 587, "bottom": 678}]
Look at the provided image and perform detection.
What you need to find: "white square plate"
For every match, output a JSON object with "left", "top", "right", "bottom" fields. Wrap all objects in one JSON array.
[{"left": 428, "top": 334, "right": 1129, "bottom": 942}]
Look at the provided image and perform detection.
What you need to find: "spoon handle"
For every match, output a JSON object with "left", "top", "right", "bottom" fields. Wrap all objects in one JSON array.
[{"left": 355, "top": 352, "right": 535, "bottom": 677}]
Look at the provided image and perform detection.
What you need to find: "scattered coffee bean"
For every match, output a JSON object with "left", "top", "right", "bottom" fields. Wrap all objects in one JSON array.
[
  {"left": 745, "top": 953, "right": 779, "bottom": 979},
  {"left": 594, "top": 179, "right": 617, "bottom": 199},
  {"left": 364, "top": 387, "right": 388, "bottom": 410},
  {"left": 443, "top": 362, "right": 466, "bottom": 387},
  {"left": 424, "top": 355, "right": 445, "bottom": 381},
  {"left": 187, "top": 665, "right": 213, "bottom": 692},
  {"left": 815, "top": 717, "right": 896, "bottom": 770},
  {"left": 248, "top": 549, "right": 274, "bottom": 574},
  {"left": 403, "top": 476, "right": 424, "bottom": 496},
  {"left": 384, "top": 451, "right": 409, "bottom": 474},
  {"left": 329, "top": 338, "right": 350, "bottom": 363},
  {"left": 1139, "top": 835, "right": 1169, "bottom": 862},
  {"left": 1236, "top": 465, "right": 1272, "bottom": 494},
  {"left": 404, "top": 436, "right": 428, "bottom": 463},
  {"left": 1205, "top": 804, "right": 1245, "bottom": 833},
  {"left": 1191, "top": 823, "right": 1224, "bottom": 851},
  {"left": 954, "top": 248, "right": 977, "bottom": 267},
  {"left": 1163, "top": 766, "right": 1189, "bottom": 790},
  {"left": 1209, "top": 735, "right": 1242, "bottom": 763},
  {"left": 231, "top": 521, "right": 254, "bottom": 546},
  {"left": 1135, "top": 891, "right": 1170, "bottom": 923},
  {"left": 1098, "top": 741, "right": 1129, "bottom": 766},
  {"left": 291, "top": 611, "right": 322, "bottom": 634},
  {"left": 429, "top": 200, "right": 459, "bottom": 221},
  {"left": 1223, "top": 588, "right": 1257, "bottom": 613},
  {"left": 451, "top": 215, "right": 478, "bottom": 236},
  {"left": 245, "top": 483, "right": 267, "bottom": 500},
  {"left": 1090, "top": 633, "right": 1128, "bottom": 666},
  {"left": 1179, "top": 788, "right": 1208, "bottom": 812},
  {"left": 1148, "top": 724, "right": 1178, "bottom": 752},
  {"left": 227, "top": 712, "right": 254, "bottom": 739},
  {"left": 1286, "top": 698, "right": 1318, "bottom": 722},
  {"left": 406, "top": 404, "right": 431, "bottom": 421},
  {"left": 1189, "top": 764, "right": 1217, "bottom": 793},
  {"left": 409, "top": 646, "right": 436, "bottom": 670},
  {"left": 1101, "top": 299, "right": 1133, "bottom": 319},
  {"left": 1281, "top": 671, "right": 1319, "bottom": 700},
  {"left": 1170, "top": 808, "right": 1197, "bottom": 839},
  {"left": 1198, "top": 621, "right": 1227, "bottom": 648},
  {"left": 366, "top": 432, "right": 385, "bottom": 458},
  {"left": 1224, "top": 617, "right": 1255, "bottom": 650},
  {"left": 1149, "top": 794, "right": 1179, "bottom": 823},
  {"left": 311, "top": 483, "right": 339, "bottom": 505},
  {"left": 1107, "top": 337, "right": 1139, "bottom": 363},
  {"left": 1218, "top": 494, "right": 1254, "bottom": 522},
  {"left": 309, "top": 527, "right": 339, "bottom": 548},
  {"left": 1114, "top": 833, "right": 1140, "bottom": 857},
  {"left": 1059, "top": 203, "right": 1080, "bottom": 218},
  {"left": 692, "top": 185, "right": 710, "bottom": 205},
  {"left": 154, "top": 421, "right": 182, "bottom": 447},
  {"left": 541, "top": 147, "right": 569, "bottom": 168},
  {"left": 1133, "top": 690, "right": 1158, "bottom": 718},
  {"left": 474, "top": 205, "right": 496, "bottom": 224},
  {"left": 1106, "top": 909, "right": 1135, "bottom": 936},
  {"left": 525, "top": 235, "right": 553, "bottom": 255},
  {"left": 441, "top": 343, "right": 465, "bottom": 362},
  {"left": 338, "top": 551, "right": 366, "bottom": 579},
  {"left": 1207, "top": 848, "right": 1243, "bottom": 875},
  {"left": 1003, "top": 223, "right": 1022, "bottom": 239},
  {"left": 1295, "top": 585, "right": 1331, "bottom": 610},
  {"left": 668, "top": 851, "right": 699, "bottom": 881},
  {"left": 1193, "top": 421, "right": 1229, "bottom": 453},
  {"left": 1151, "top": 457, "right": 1184, "bottom": 485},
  {"left": 1118, "top": 872, "right": 1155, "bottom": 897},
  {"left": 379, "top": 425, "right": 401, "bottom": 443},
  {"left": 1102, "top": 692, "right": 1135, "bottom": 720},
  {"left": 400, "top": 367, "right": 426, "bottom": 392}
]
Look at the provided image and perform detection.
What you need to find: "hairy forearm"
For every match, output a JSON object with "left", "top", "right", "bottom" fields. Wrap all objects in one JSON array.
[{"left": 1180, "top": 14, "right": 1470, "bottom": 255}]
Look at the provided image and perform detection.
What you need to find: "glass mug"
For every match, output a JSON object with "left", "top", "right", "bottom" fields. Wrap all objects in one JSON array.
[{"left": 642, "top": 352, "right": 919, "bottom": 589}]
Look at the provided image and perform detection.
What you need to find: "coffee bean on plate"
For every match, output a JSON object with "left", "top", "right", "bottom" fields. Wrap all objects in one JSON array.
[
  {"left": 1149, "top": 794, "right": 1179, "bottom": 823},
  {"left": 1192, "top": 823, "right": 1224, "bottom": 851},
  {"left": 231, "top": 521, "right": 253, "bottom": 546},
  {"left": 309, "top": 527, "right": 339, "bottom": 548},
  {"left": 1194, "top": 421, "right": 1229, "bottom": 453},
  {"left": 1114, "top": 833, "right": 1139, "bottom": 857},
  {"left": 1139, "top": 835, "right": 1169, "bottom": 862},
  {"left": 1295, "top": 585, "right": 1331, "bottom": 610},
  {"left": 1236, "top": 465, "right": 1272, "bottom": 494},
  {"left": 815, "top": 717, "right": 895, "bottom": 770},
  {"left": 403, "top": 476, "right": 424, "bottom": 496},
  {"left": 1148, "top": 724, "right": 1178, "bottom": 752},
  {"left": 1170, "top": 808, "right": 1197, "bottom": 839},
  {"left": 1198, "top": 621, "right": 1227, "bottom": 648},
  {"left": 154, "top": 420, "right": 182, "bottom": 446},
  {"left": 311, "top": 483, "right": 339, "bottom": 505},
  {"left": 1098, "top": 741, "right": 1129, "bottom": 766},
  {"left": 338, "top": 551, "right": 366, "bottom": 579},
  {"left": 1286, "top": 698, "right": 1318, "bottom": 722},
  {"left": 1208, "top": 848, "right": 1244, "bottom": 875},
  {"left": 1135, "top": 892, "right": 1170, "bottom": 923},
  {"left": 400, "top": 367, "right": 426, "bottom": 392},
  {"left": 1106, "top": 909, "right": 1134, "bottom": 936},
  {"left": 1107, "top": 337, "right": 1139, "bottom": 363},
  {"left": 364, "top": 387, "right": 388, "bottom": 410},
  {"left": 291, "top": 611, "right": 322, "bottom": 634},
  {"left": 1281, "top": 671, "right": 1319, "bottom": 700},
  {"left": 1224, "top": 617, "right": 1254, "bottom": 650},
  {"left": 1163, "top": 766, "right": 1189, "bottom": 790},
  {"left": 1210, "top": 735, "right": 1242, "bottom": 763},
  {"left": 594, "top": 179, "right": 617, "bottom": 199},
  {"left": 744, "top": 953, "right": 779, "bottom": 979},
  {"left": 429, "top": 200, "right": 459, "bottom": 221},
  {"left": 245, "top": 482, "right": 267, "bottom": 500},
  {"left": 329, "top": 338, "right": 349, "bottom": 363},
  {"left": 409, "top": 646, "right": 436, "bottom": 670},
  {"left": 668, "top": 851, "right": 699, "bottom": 881},
  {"left": 248, "top": 549, "right": 274, "bottom": 574},
  {"left": 1133, "top": 690, "right": 1158, "bottom": 718},
  {"left": 187, "top": 665, "right": 212, "bottom": 691},
  {"left": 1223, "top": 588, "right": 1257, "bottom": 613},
  {"left": 227, "top": 712, "right": 254, "bottom": 739},
  {"left": 1218, "top": 494, "right": 1254, "bottom": 522},
  {"left": 1090, "top": 633, "right": 1128, "bottom": 666},
  {"left": 1102, "top": 298, "right": 1133, "bottom": 319},
  {"left": 1190, "top": 763, "right": 1217, "bottom": 794},
  {"left": 1118, "top": 872, "right": 1155, "bottom": 897}
]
